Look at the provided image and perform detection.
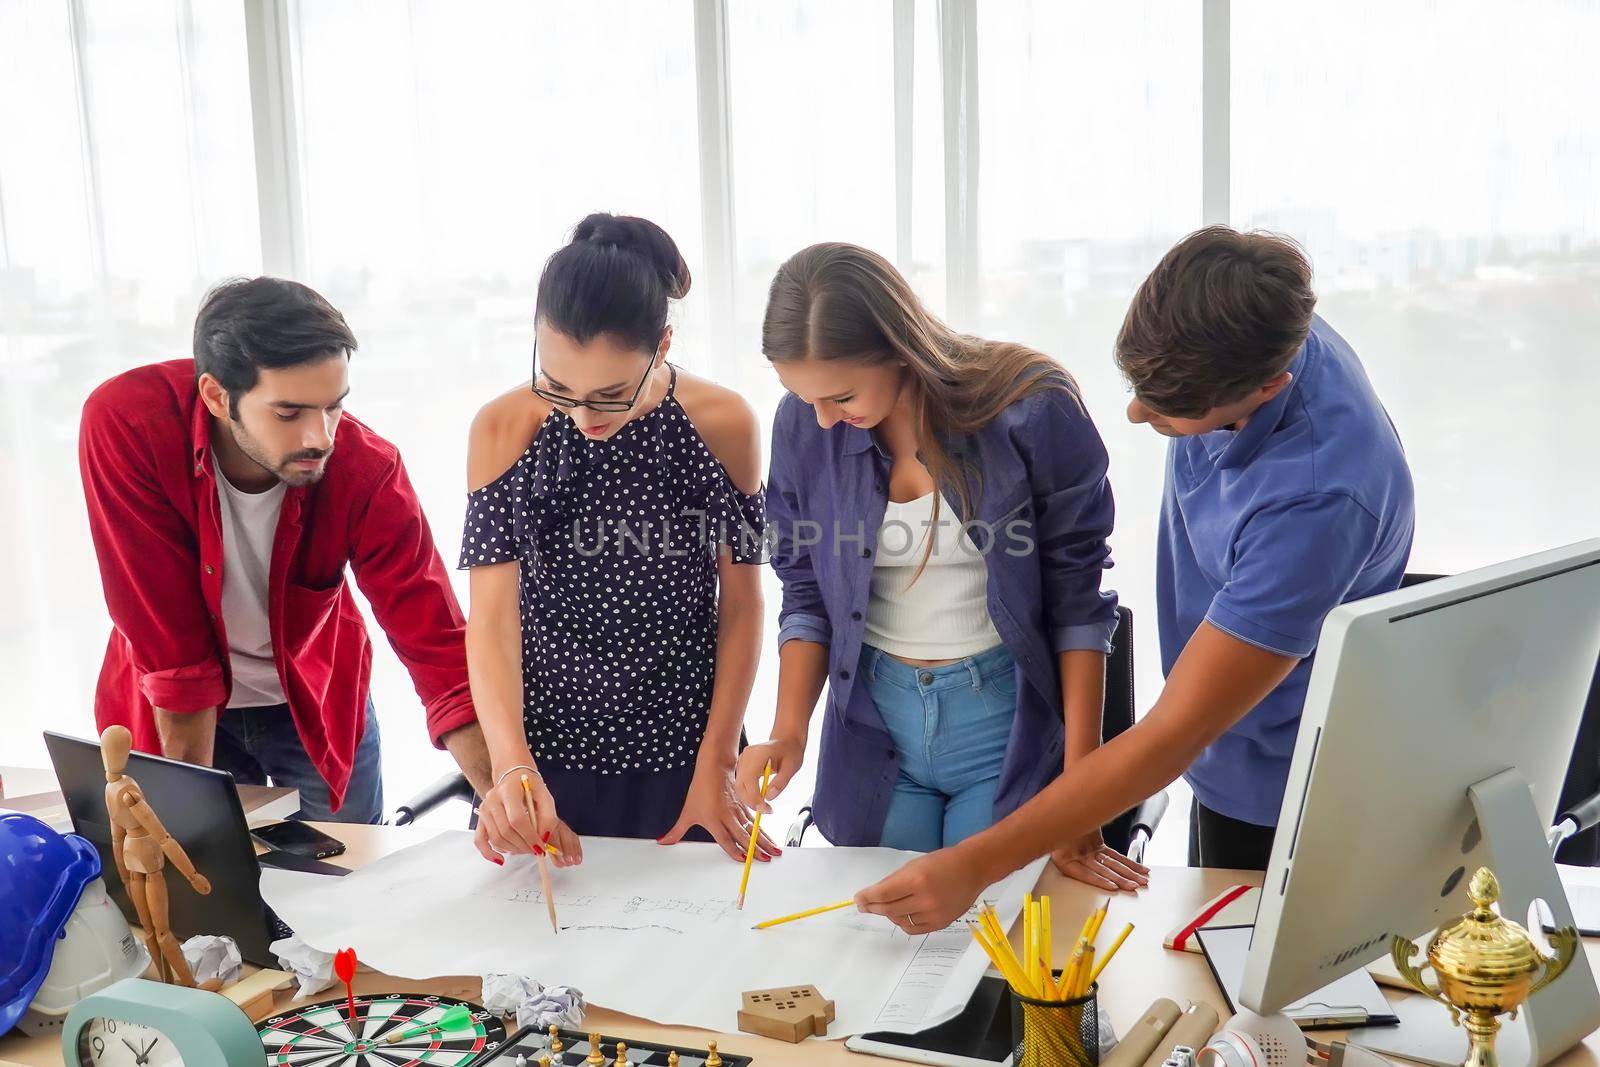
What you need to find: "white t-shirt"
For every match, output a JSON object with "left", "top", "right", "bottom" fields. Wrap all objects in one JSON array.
[
  {"left": 215, "top": 463, "right": 288, "bottom": 708},
  {"left": 863, "top": 491, "right": 1004, "bottom": 660}
]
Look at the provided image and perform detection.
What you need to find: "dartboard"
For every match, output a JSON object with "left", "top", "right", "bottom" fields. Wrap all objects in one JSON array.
[{"left": 257, "top": 992, "right": 508, "bottom": 1066}]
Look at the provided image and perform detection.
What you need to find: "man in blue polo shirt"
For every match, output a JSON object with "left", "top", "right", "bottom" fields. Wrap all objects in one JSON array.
[{"left": 855, "top": 227, "right": 1415, "bottom": 928}]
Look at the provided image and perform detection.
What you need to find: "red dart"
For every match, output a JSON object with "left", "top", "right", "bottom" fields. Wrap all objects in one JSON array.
[{"left": 333, "top": 948, "right": 358, "bottom": 1028}]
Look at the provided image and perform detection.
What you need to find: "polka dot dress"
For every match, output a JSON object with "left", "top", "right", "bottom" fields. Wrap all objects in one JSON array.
[{"left": 459, "top": 365, "right": 765, "bottom": 774}]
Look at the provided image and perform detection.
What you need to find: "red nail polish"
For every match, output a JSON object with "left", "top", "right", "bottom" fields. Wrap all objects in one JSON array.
[
  {"left": 534, "top": 845, "right": 544, "bottom": 856},
  {"left": 542, "top": 831, "right": 551, "bottom": 843},
  {"left": 492, "top": 854, "right": 504, "bottom": 865}
]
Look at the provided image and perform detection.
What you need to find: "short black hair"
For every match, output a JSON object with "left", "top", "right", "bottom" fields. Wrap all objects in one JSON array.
[{"left": 193, "top": 277, "right": 358, "bottom": 413}]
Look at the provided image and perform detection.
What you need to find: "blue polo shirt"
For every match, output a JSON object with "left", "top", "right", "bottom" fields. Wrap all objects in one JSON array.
[{"left": 1158, "top": 315, "right": 1415, "bottom": 826}]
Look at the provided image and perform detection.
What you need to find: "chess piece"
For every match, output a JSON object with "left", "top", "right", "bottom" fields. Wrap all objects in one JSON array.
[
  {"left": 514, "top": 1055, "right": 527, "bottom": 1067},
  {"left": 586, "top": 1033, "right": 605, "bottom": 1066},
  {"left": 613, "top": 1042, "right": 630, "bottom": 1066},
  {"left": 705, "top": 1040, "right": 722, "bottom": 1067},
  {"left": 667, "top": 1052, "right": 679, "bottom": 1067},
  {"left": 539, "top": 1057, "right": 552, "bottom": 1067},
  {"left": 101, "top": 725, "right": 212, "bottom": 987},
  {"left": 549, "top": 1024, "right": 564, "bottom": 1054}
]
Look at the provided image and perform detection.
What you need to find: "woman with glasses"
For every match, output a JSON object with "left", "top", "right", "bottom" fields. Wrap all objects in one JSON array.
[
  {"left": 460, "top": 214, "right": 776, "bottom": 869},
  {"left": 733, "top": 242, "right": 1149, "bottom": 894}
]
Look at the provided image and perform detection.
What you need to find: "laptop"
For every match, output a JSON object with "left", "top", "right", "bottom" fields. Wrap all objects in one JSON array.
[{"left": 43, "top": 731, "right": 298, "bottom": 965}]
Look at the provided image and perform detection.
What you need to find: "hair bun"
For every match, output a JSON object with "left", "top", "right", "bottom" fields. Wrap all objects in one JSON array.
[{"left": 571, "top": 212, "right": 692, "bottom": 300}]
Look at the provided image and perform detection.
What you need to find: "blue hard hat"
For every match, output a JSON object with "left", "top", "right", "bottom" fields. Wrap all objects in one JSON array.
[{"left": 0, "top": 811, "right": 102, "bottom": 1037}]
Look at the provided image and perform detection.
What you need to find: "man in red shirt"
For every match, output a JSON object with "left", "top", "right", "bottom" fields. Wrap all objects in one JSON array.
[{"left": 79, "top": 277, "right": 491, "bottom": 822}]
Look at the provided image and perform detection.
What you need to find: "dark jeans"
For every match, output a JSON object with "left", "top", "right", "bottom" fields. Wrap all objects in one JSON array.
[
  {"left": 214, "top": 698, "right": 385, "bottom": 824},
  {"left": 1187, "top": 798, "right": 1277, "bottom": 872}
]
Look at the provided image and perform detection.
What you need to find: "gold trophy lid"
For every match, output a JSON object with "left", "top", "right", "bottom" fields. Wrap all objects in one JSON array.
[{"left": 1429, "top": 868, "right": 1542, "bottom": 984}]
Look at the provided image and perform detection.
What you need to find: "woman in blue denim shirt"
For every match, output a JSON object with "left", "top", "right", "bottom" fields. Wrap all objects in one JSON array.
[{"left": 734, "top": 243, "right": 1149, "bottom": 893}]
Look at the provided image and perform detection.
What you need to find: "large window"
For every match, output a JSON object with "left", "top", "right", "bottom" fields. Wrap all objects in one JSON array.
[
  {"left": 1233, "top": 0, "right": 1600, "bottom": 574},
  {"left": 3, "top": 2, "right": 1594, "bottom": 862},
  {"left": 0, "top": 0, "right": 258, "bottom": 762}
]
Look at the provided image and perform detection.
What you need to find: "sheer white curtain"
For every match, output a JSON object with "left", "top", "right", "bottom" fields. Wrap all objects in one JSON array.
[
  {"left": 3, "top": 2, "right": 1596, "bottom": 863},
  {"left": 0, "top": 0, "right": 259, "bottom": 768}
]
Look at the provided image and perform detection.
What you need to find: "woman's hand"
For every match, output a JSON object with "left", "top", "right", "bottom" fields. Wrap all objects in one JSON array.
[
  {"left": 660, "top": 763, "right": 782, "bottom": 863},
  {"left": 1050, "top": 830, "right": 1149, "bottom": 891},
  {"left": 473, "top": 764, "right": 583, "bottom": 868},
  {"left": 733, "top": 736, "right": 806, "bottom": 813}
]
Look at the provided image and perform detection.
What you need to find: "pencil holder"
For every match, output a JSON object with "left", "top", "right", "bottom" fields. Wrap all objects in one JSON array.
[{"left": 1011, "top": 979, "right": 1099, "bottom": 1067}]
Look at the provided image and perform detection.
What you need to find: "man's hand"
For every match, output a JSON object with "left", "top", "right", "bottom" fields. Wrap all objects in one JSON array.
[
  {"left": 1050, "top": 830, "right": 1149, "bottom": 891},
  {"left": 152, "top": 707, "right": 217, "bottom": 766},
  {"left": 854, "top": 845, "right": 991, "bottom": 934},
  {"left": 440, "top": 723, "right": 494, "bottom": 798}
]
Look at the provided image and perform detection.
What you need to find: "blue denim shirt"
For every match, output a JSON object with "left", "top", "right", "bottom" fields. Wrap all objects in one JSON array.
[{"left": 767, "top": 385, "right": 1119, "bottom": 846}]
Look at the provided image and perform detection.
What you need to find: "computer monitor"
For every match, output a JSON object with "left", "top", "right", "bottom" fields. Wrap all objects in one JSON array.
[
  {"left": 43, "top": 731, "right": 286, "bottom": 965},
  {"left": 1240, "top": 539, "right": 1600, "bottom": 1067}
]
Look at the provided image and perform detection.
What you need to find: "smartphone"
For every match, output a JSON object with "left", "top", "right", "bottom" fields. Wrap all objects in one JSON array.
[
  {"left": 251, "top": 820, "right": 348, "bottom": 859},
  {"left": 843, "top": 975, "right": 1014, "bottom": 1066}
]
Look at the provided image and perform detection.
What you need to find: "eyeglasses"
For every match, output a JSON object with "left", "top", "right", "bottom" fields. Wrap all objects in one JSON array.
[{"left": 530, "top": 338, "right": 656, "bottom": 413}]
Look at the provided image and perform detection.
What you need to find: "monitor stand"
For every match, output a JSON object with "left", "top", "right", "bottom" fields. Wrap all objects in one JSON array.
[{"left": 1347, "top": 768, "right": 1600, "bottom": 1067}]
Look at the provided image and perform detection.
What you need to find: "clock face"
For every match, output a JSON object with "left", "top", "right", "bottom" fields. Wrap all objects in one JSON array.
[{"left": 76, "top": 1017, "right": 186, "bottom": 1067}]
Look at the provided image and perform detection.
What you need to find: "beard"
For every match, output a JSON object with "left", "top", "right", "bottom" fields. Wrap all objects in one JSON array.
[{"left": 228, "top": 418, "right": 333, "bottom": 487}]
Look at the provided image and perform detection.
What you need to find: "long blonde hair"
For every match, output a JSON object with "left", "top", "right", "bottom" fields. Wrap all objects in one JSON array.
[{"left": 762, "top": 241, "right": 1077, "bottom": 538}]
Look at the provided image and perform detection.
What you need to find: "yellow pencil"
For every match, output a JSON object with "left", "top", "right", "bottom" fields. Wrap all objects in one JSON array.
[
  {"left": 1087, "top": 923, "right": 1135, "bottom": 986},
  {"left": 1074, "top": 909, "right": 1097, "bottom": 952},
  {"left": 752, "top": 898, "right": 855, "bottom": 929},
  {"left": 1074, "top": 946, "right": 1096, "bottom": 997},
  {"left": 1041, "top": 896, "right": 1054, "bottom": 993},
  {"left": 520, "top": 775, "right": 558, "bottom": 935},
  {"left": 975, "top": 905, "right": 1037, "bottom": 996},
  {"left": 1063, "top": 935, "right": 1090, "bottom": 999},
  {"left": 1022, "top": 893, "right": 1034, "bottom": 986},
  {"left": 736, "top": 761, "right": 773, "bottom": 910},
  {"left": 1036, "top": 902, "right": 1049, "bottom": 991},
  {"left": 1086, "top": 899, "right": 1110, "bottom": 946},
  {"left": 969, "top": 922, "right": 1036, "bottom": 995}
]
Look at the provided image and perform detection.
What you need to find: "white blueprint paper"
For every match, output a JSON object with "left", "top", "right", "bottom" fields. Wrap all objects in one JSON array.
[{"left": 260, "top": 831, "right": 1045, "bottom": 1036}]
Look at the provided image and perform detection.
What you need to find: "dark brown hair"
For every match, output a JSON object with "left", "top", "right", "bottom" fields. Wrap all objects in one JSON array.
[
  {"left": 1115, "top": 226, "right": 1316, "bottom": 418},
  {"left": 763, "top": 242, "right": 1075, "bottom": 575}
]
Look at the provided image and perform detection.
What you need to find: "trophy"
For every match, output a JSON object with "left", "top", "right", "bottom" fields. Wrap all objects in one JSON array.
[{"left": 1390, "top": 867, "right": 1579, "bottom": 1067}]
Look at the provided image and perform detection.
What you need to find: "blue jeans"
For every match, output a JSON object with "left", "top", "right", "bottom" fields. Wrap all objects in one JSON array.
[
  {"left": 864, "top": 643, "right": 1018, "bottom": 852},
  {"left": 213, "top": 698, "right": 385, "bottom": 824}
]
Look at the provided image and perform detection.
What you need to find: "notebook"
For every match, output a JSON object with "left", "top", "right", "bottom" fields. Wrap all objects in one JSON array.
[{"left": 1195, "top": 924, "right": 1399, "bottom": 1030}]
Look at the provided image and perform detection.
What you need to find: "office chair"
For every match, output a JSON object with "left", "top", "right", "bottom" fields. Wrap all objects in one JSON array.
[
  {"left": 1401, "top": 571, "right": 1600, "bottom": 865},
  {"left": 784, "top": 606, "right": 1170, "bottom": 862}
]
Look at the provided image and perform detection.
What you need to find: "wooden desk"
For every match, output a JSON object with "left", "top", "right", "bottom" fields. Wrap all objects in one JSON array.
[{"left": 5, "top": 825, "right": 1600, "bottom": 1066}]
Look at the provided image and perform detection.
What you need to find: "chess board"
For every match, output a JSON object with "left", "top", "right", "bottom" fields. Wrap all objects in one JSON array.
[{"left": 468, "top": 1026, "right": 754, "bottom": 1066}]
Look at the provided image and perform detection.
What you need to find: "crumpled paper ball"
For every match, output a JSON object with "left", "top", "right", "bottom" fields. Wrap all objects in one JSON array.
[
  {"left": 481, "top": 974, "right": 586, "bottom": 1031},
  {"left": 181, "top": 934, "right": 242, "bottom": 986},
  {"left": 270, "top": 936, "right": 339, "bottom": 998}
]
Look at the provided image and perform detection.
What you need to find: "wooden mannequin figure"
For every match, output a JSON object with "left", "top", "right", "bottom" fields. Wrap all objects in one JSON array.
[{"left": 101, "top": 725, "right": 213, "bottom": 987}]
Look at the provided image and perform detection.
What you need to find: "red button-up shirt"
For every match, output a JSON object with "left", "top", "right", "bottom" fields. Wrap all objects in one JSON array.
[{"left": 79, "top": 359, "right": 478, "bottom": 811}]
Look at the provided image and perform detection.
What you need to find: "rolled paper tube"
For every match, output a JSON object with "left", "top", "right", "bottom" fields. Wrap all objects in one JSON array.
[
  {"left": 1137, "top": 1004, "right": 1219, "bottom": 1067},
  {"left": 1100, "top": 998, "right": 1183, "bottom": 1067}
]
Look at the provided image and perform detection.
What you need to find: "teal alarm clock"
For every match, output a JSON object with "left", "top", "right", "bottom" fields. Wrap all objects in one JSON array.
[{"left": 61, "top": 978, "right": 266, "bottom": 1067}]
